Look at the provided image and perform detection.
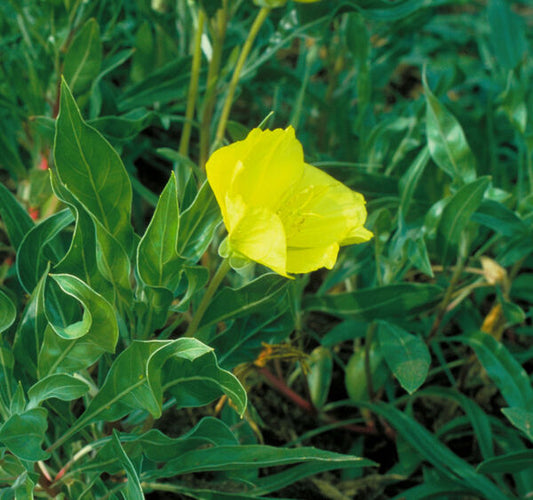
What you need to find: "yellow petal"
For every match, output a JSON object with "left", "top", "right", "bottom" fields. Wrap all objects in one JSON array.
[
  {"left": 206, "top": 133, "right": 258, "bottom": 222},
  {"left": 279, "top": 163, "right": 369, "bottom": 248},
  {"left": 286, "top": 243, "right": 339, "bottom": 274},
  {"left": 228, "top": 201, "right": 288, "bottom": 277},
  {"left": 341, "top": 226, "right": 374, "bottom": 245},
  {"left": 230, "top": 127, "right": 304, "bottom": 210}
]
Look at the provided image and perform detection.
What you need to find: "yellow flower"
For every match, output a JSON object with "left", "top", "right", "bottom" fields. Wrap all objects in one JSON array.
[{"left": 206, "top": 127, "right": 373, "bottom": 276}]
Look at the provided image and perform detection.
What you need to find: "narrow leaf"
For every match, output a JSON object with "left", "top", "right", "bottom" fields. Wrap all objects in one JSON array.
[
  {"left": 448, "top": 331, "right": 533, "bottom": 410},
  {"left": 63, "top": 18, "right": 102, "bottom": 96},
  {"left": 423, "top": 70, "right": 476, "bottom": 184},
  {"left": 304, "top": 283, "right": 442, "bottom": 320},
  {"left": 0, "top": 183, "right": 34, "bottom": 251},
  {"left": 437, "top": 176, "right": 490, "bottom": 264},
  {"left": 16, "top": 209, "right": 74, "bottom": 293},
  {"left": 502, "top": 407, "right": 533, "bottom": 441},
  {"left": 0, "top": 289, "right": 16, "bottom": 335}
]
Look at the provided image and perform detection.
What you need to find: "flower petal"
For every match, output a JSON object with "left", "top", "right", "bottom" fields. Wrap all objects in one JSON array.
[
  {"left": 279, "top": 164, "right": 369, "bottom": 248},
  {"left": 341, "top": 226, "right": 374, "bottom": 245},
  {"left": 231, "top": 127, "right": 304, "bottom": 210},
  {"left": 206, "top": 134, "right": 257, "bottom": 222},
  {"left": 286, "top": 243, "right": 339, "bottom": 274},
  {"left": 228, "top": 201, "right": 288, "bottom": 277}
]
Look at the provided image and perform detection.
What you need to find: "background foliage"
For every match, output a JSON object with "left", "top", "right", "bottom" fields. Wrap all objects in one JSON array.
[{"left": 0, "top": 0, "right": 532, "bottom": 498}]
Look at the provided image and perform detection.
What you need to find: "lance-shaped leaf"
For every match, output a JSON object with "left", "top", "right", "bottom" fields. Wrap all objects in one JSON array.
[
  {"left": 13, "top": 273, "right": 48, "bottom": 378},
  {"left": 436, "top": 176, "right": 490, "bottom": 264},
  {"left": 54, "top": 78, "right": 133, "bottom": 253},
  {"left": 501, "top": 407, "right": 533, "bottom": 442},
  {"left": 178, "top": 181, "right": 221, "bottom": 262},
  {"left": 304, "top": 283, "right": 442, "bottom": 320},
  {"left": 137, "top": 173, "right": 184, "bottom": 331},
  {"left": 449, "top": 331, "right": 533, "bottom": 410},
  {"left": 63, "top": 18, "right": 102, "bottom": 97},
  {"left": 0, "top": 183, "right": 34, "bottom": 251},
  {"left": 110, "top": 431, "right": 144, "bottom": 500},
  {"left": 366, "top": 402, "right": 508, "bottom": 500},
  {"left": 137, "top": 172, "right": 182, "bottom": 291},
  {"left": 76, "top": 339, "right": 246, "bottom": 431},
  {"left": 423, "top": 70, "right": 476, "bottom": 184},
  {"left": 0, "top": 408, "right": 49, "bottom": 461},
  {"left": 0, "top": 289, "right": 16, "bottom": 335},
  {"left": 38, "top": 274, "right": 118, "bottom": 375},
  {"left": 199, "top": 274, "right": 289, "bottom": 331},
  {"left": 377, "top": 320, "right": 430, "bottom": 394},
  {"left": 16, "top": 209, "right": 74, "bottom": 293}
]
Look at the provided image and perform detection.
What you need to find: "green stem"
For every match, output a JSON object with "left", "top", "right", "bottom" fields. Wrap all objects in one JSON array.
[
  {"left": 214, "top": 6, "right": 270, "bottom": 146},
  {"left": 179, "top": 7, "right": 206, "bottom": 157},
  {"left": 199, "top": 2, "right": 228, "bottom": 169},
  {"left": 184, "top": 258, "right": 231, "bottom": 337},
  {"left": 364, "top": 322, "right": 376, "bottom": 400},
  {"left": 427, "top": 254, "right": 466, "bottom": 342}
]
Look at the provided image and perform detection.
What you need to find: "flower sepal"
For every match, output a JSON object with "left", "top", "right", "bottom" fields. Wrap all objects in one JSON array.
[{"left": 218, "top": 237, "right": 256, "bottom": 277}]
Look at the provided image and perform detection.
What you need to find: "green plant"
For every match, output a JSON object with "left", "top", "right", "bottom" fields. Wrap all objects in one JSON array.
[{"left": 1, "top": 0, "right": 532, "bottom": 498}]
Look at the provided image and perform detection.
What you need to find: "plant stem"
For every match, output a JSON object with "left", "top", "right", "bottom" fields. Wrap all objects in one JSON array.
[
  {"left": 427, "top": 255, "right": 466, "bottom": 342},
  {"left": 199, "top": 2, "right": 228, "bottom": 169},
  {"left": 179, "top": 7, "right": 206, "bottom": 158},
  {"left": 364, "top": 322, "right": 376, "bottom": 400},
  {"left": 184, "top": 258, "right": 231, "bottom": 337},
  {"left": 214, "top": 6, "right": 270, "bottom": 146}
]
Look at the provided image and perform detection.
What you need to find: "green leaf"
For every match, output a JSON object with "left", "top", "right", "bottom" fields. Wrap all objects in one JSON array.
[
  {"left": 477, "top": 450, "right": 533, "bottom": 474},
  {"left": 0, "top": 132, "right": 26, "bottom": 181},
  {"left": 398, "top": 146, "right": 430, "bottom": 227},
  {"left": 436, "top": 176, "right": 490, "bottom": 264},
  {"left": 13, "top": 272, "right": 48, "bottom": 378},
  {"left": 16, "top": 209, "right": 74, "bottom": 293},
  {"left": 178, "top": 181, "right": 221, "bottom": 262},
  {"left": 10, "top": 471, "right": 36, "bottom": 500},
  {"left": 89, "top": 109, "right": 156, "bottom": 143},
  {"left": 110, "top": 430, "right": 144, "bottom": 500},
  {"left": 137, "top": 172, "right": 182, "bottom": 291},
  {"left": 420, "top": 386, "right": 495, "bottom": 460},
  {"left": 423, "top": 70, "right": 476, "bottom": 184},
  {"left": 211, "top": 310, "right": 294, "bottom": 370},
  {"left": 63, "top": 18, "right": 102, "bottom": 97},
  {"left": 199, "top": 274, "right": 289, "bottom": 331},
  {"left": 377, "top": 320, "right": 430, "bottom": 394},
  {"left": 148, "top": 444, "right": 376, "bottom": 479},
  {"left": 77, "top": 339, "right": 245, "bottom": 429},
  {"left": 488, "top": 0, "right": 527, "bottom": 70},
  {"left": 51, "top": 171, "right": 113, "bottom": 301},
  {"left": 448, "top": 331, "right": 533, "bottom": 410},
  {"left": 0, "top": 408, "right": 49, "bottom": 461},
  {"left": 366, "top": 402, "right": 508, "bottom": 500},
  {"left": 0, "top": 183, "right": 34, "bottom": 251},
  {"left": 162, "top": 346, "right": 248, "bottom": 411},
  {"left": 54, "top": 78, "right": 133, "bottom": 253},
  {"left": 304, "top": 283, "right": 442, "bottom": 320},
  {"left": 124, "top": 417, "right": 238, "bottom": 463},
  {"left": 27, "top": 374, "right": 90, "bottom": 409},
  {"left": 0, "top": 289, "right": 16, "bottom": 335},
  {"left": 472, "top": 200, "right": 527, "bottom": 237},
  {"left": 501, "top": 407, "right": 533, "bottom": 441},
  {"left": 39, "top": 274, "right": 118, "bottom": 375}
]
